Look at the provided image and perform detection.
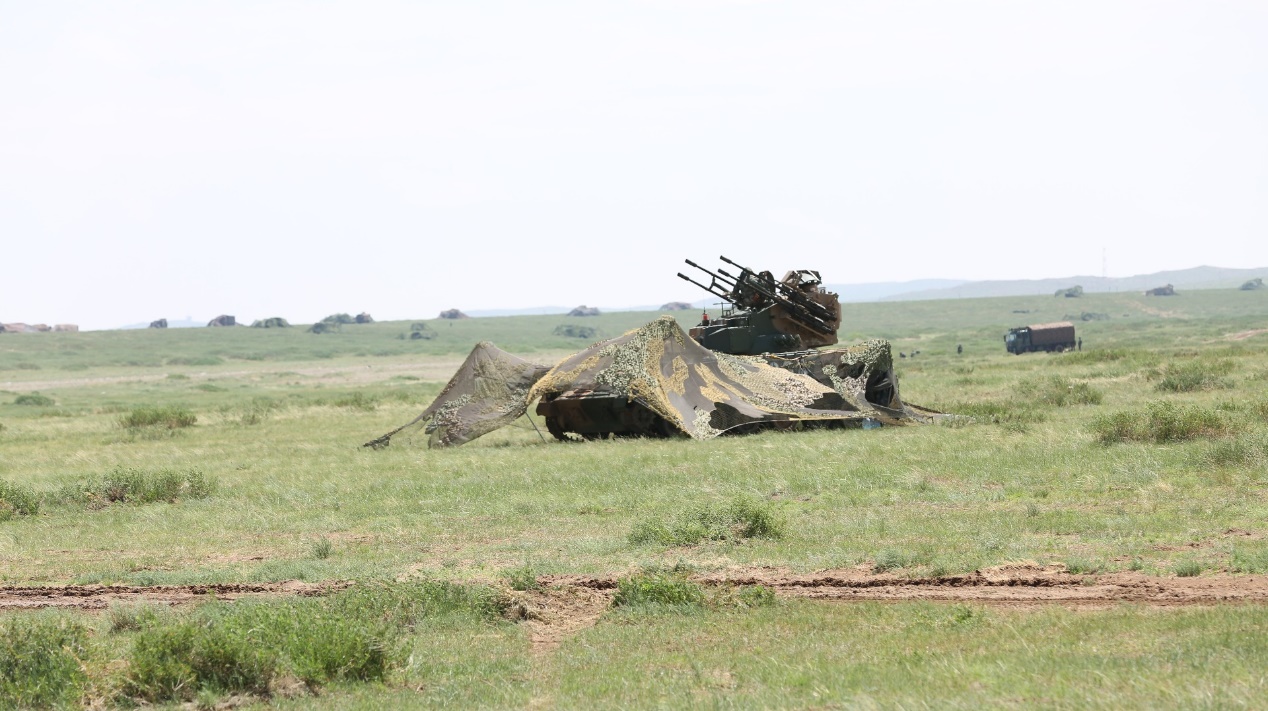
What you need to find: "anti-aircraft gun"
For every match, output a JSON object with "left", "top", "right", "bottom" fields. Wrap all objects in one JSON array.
[
  {"left": 534, "top": 257, "right": 906, "bottom": 441},
  {"left": 677, "top": 256, "right": 843, "bottom": 355}
]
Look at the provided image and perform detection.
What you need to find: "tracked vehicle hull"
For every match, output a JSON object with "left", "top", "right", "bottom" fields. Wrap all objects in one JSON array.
[{"left": 535, "top": 342, "right": 906, "bottom": 442}]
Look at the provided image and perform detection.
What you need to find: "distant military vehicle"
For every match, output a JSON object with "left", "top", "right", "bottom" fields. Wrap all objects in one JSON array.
[{"left": 1005, "top": 321, "right": 1076, "bottom": 354}]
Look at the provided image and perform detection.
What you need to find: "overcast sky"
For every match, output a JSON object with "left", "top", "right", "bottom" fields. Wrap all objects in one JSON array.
[{"left": 2, "top": 1, "right": 1265, "bottom": 329}]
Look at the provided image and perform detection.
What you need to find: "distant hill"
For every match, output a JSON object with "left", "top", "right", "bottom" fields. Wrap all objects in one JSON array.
[
  {"left": 881, "top": 266, "right": 1268, "bottom": 301},
  {"left": 823, "top": 279, "right": 970, "bottom": 302}
]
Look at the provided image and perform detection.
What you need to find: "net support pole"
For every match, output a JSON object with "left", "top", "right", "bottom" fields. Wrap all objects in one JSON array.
[{"left": 525, "top": 413, "right": 547, "bottom": 443}]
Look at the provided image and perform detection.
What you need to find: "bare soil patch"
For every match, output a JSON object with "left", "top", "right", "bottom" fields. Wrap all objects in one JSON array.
[
  {"left": 695, "top": 563, "right": 1268, "bottom": 608},
  {"left": 1226, "top": 328, "right": 1268, "bottom": 341},
  {"left": 0, "top": 580, "right": 345, "bottom": 610},
  {"left": 510, "top": 578, "right": 614, "bottom": 654}
]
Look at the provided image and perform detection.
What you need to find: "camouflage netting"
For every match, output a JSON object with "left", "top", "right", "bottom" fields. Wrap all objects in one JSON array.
[
  {"left": 368, "top": 317, "right": 934, "bottom": 448},
  {"left": 530, "top": 316, "right": 930, "bottom": 438},
  {"left": 364, "top": 342, "right": 552, "bottom": 449}
]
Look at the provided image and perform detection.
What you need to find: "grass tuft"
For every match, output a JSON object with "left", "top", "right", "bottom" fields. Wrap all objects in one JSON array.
[
  {"left": 12, "top": 393, "right": 54, "bottom": 407},
  {"left": 1174, "top": 560, "right": 1204, "bottom": 577},
  {"left": 0, "top": 615, "right": 89, "bottom": 709},
  {"left": 118, "top": 406, "right": 197, "bottom": 431},
  {"left": 312, "top": 538, "right": 333, "bottom": 560},
  {"left": 873, "top": 549, "right": 913, "bottom": 573},
  {"left": 1064, "top": 558, "right": 1106, "bottom": 575},
  {"left": 108, "top": 602, "right": 168, "bottom": 633},
  {"left": 0, "top": 480, "right": 41, "bottom": 519},
  {"left": 613, "top": 572, "right": 706, "bottom": 608},
  {"left": 1154, "top": 359, "right": 1235, "bottom": 393},
  {"left": 1018, "top": 375, "right": 1104, "bottom": 407},
  {"left": 58, "top": 467, "right": 214, "bottom": 507},
  {"left": 628, "top": 497, "right": 785, "bottom": 546},
  {"left": 123, "top": 580, "right": 506, "bottom": 704},
  {"left": 333, "top": 393, "right": 378, "bottom": 411},
  {"left": 1091, "top": 402, "right": 1240, "bottom": 444},
  {"left": 505, "top": 564, "right": 542, "bottom": 592}
]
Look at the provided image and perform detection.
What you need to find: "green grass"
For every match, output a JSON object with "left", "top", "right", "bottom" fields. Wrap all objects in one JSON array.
[
  {"left": 1091, "top": 401, "right": 1241, "bottom": 443},
  {"left": 0, "top": 615, "right": 89, "bottom": 709},
  {"left": 0, "top": 480, "right": 40, "bottom": 519},
  {"left": 0, "top": 287, "right": 1267, "bottom": 706},
  {"left": 55, "top": 467, "right": 214, "bottom": 507},
  {"left": 117, "top": 405, "right": 197, "bottom": 431},
  {"left": 628, "top": 497, "right": 785, "bottom": 546}
]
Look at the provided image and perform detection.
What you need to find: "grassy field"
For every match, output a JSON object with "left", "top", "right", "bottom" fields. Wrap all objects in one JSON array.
[{"left": 1, "top": 289, "right": 1267, "bottom": 708}]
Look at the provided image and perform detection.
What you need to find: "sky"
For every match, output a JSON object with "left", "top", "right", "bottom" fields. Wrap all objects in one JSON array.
[{"left": 2, "top": 1, "right": 1265, "bottom": 330}]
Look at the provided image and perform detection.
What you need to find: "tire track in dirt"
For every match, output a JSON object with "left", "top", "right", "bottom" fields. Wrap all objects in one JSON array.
[
  {"left": 694, "top": 564, "right": 1268, "bottom": 608},
  {"left": 0, "top": 580, "right": 345, "bottom": 610}
]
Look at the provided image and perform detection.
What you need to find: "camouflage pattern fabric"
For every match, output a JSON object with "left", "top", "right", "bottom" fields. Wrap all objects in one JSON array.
[
  {"left": 364, "top": 342, "right": 552, "bottom": 449},
  {"left": 529, "top": 317, "right": 926, "bottom": 438},
  {"left": 368, "top": 317, "right": 933, "bottom": 448}
]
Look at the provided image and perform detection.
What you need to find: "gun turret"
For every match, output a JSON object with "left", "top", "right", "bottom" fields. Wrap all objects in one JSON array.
[{"left": 677, "top": 257, "right": 843, "bottom": 355}]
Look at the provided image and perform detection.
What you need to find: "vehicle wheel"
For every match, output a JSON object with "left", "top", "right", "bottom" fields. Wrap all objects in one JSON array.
[{"left": 544, "top": 416, "right": 567, "bottom": 441}]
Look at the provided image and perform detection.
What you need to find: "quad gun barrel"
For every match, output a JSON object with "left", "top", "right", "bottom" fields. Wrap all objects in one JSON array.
[{"left": 678, "top": 256, "right": 836, "bottom": 336}]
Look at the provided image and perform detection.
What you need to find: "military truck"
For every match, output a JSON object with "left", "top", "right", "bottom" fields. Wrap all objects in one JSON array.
[{"left": 1005, "top": 321, "right": 1076, "bottom": 354}]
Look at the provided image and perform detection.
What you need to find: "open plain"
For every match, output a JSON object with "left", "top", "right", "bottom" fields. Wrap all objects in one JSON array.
[{"left": 2, "top": 289, "right": 1268, "bottom": 708}]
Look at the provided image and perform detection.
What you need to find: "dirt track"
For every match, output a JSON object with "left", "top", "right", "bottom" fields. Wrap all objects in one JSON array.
[
  {"left": 543, "top": 564, "right": 1268, "bottom": 609},
  {"left": 0, "top": 580, "right": 342, "bottom": 610}
]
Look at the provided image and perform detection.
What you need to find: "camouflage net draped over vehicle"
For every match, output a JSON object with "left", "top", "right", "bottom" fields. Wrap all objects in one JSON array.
[
  {"left": 363, "top": 342, "right": 552, "bottom": 448},
  {"left": 530, "top": 317, "right": 928, "bottom": 439},
  {"left": 367, "top": 317, "right": 933, "bottom": 448}
]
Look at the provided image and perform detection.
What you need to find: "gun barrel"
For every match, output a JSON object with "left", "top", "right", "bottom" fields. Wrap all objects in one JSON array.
[{"left": 677, "top": 273, "right": 733, "bottom": 303}]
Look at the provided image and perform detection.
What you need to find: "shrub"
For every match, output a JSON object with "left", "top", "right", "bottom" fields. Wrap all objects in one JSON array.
[
  {"left": 628, "top": 497, "right": 785, "bottom": 546},
  {"left": 0, "top": 616, "right": 89, "bottom": 709},
  {"left": 60, "top": 467, "right": 213, "bottom": 507},
  {"left": 0, "top": 480, "right": 40, "bottom": 519},
  {"left": 1091, "top": 402, "right": 1239, "bottom": 444},
  {"left": 308, "top": 322, "right": 340, "bottom": 334},
  {"left": 12, "top": 394, "right": 54, "bottom": 407},
  {"left": 321, "top": 313, "right": 355, "bottom": 325},
  {"left": 613, "top": 573, "right": 706, "bottom": 608},
  {"left": 118, "top": 406, "right": 197, "bottom": 431}
]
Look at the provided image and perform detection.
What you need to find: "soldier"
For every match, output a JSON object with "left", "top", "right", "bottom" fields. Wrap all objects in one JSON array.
[
  {"left": 957, "top": 344, "right": 963, "bottom": 355},
  {"left": 1077, "top": 337, "right": 1082, "bottom": 351}
]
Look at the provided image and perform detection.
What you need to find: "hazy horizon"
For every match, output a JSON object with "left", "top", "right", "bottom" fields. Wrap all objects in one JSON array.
[{"left": 3, "top": 2, "right": 1265, "bottom": 330}]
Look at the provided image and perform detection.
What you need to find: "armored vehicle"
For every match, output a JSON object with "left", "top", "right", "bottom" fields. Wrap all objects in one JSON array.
[
  {"left": 1005, "top": 321, "right": 1076, "bottom": 354},
  {"left": 535, "top": 257, "right": 911, "bottom": 440}
]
